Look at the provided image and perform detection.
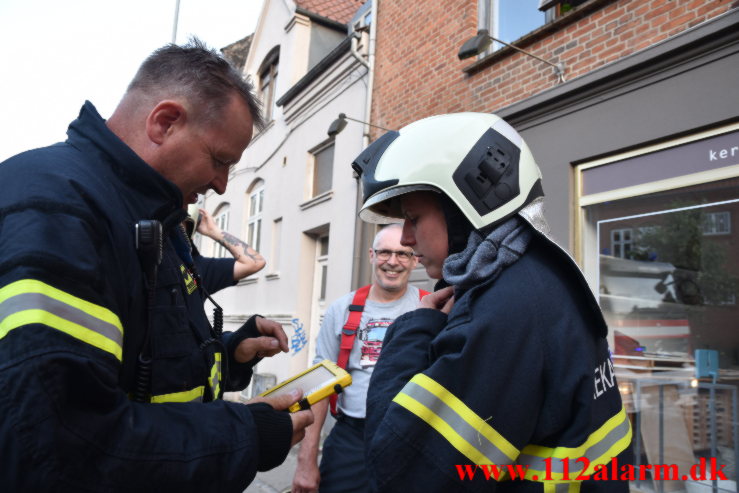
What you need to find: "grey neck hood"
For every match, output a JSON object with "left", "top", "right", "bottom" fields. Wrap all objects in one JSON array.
[{"left": 442, "top": 198, "right": 549, "bottom": 291}]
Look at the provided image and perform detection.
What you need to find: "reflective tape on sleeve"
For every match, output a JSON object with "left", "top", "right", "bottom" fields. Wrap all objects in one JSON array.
[
  {"left": 0, "top": 279, "right": 123, "bottom": 361},
  {"left": 393, "top": 373, "right": 519, "bottom": 469},
  {"left": 151, "top": 386, "right": 205, "bottom": 403},
  {"left": 518, "top": 406, "right": 632, "bottom": 480}
]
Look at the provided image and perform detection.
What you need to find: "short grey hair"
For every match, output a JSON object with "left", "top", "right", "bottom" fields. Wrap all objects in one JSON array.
[
  {"left": 372, "top": 223, "right": 403, "bottom": 250},
  {"left": 127, "top": 37, "right": 264, "bottom": 130}
]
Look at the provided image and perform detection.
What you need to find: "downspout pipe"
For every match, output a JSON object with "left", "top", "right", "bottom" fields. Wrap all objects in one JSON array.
[{"left": 350, "top": 0, "right": 378, "bottom": 290}]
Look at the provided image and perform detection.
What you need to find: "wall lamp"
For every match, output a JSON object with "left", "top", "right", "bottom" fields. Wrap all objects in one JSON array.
[
  {"left": 458, "top": 28, "right": 566, "bottom": 83},
  {"left": 327, "top": 113, "right": 391, "bottom": 137}
]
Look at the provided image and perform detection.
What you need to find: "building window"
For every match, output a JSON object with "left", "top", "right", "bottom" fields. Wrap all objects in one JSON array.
[
  {"left": 703, "top": 211, "right": 731, "bottom": 235},
  {"left": 247, "top": 181, "right": 264, "bottom": 252},
  {"left": 479, "top": 0, "right": 546, "bottom": 51},
  {"left": 258, "top": 48, "right": 279, "bottom": 123},
  {"left": 311, "top": 142, "right": 334, "bottom": 197},
  {"left": 318, "top": 235, "right": 329, "bottom": 301},
  {"left": 610, "top": 228, "right": 633, "bottom": 259},
  {"left": 213, "top": 204, "right": 230, "bottom": 258},
  {"left": 478, "top": 0, "right": 587, "bottom": 52}
]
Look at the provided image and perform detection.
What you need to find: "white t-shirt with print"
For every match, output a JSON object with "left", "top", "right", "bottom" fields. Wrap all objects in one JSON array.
[{"left": 314, "top": 286, "right": 421, "bottom": 418}]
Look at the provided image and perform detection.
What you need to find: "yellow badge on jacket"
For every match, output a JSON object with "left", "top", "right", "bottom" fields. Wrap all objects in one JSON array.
[{"left": 180, "top": 265, "right": 197, "bottom": 294}]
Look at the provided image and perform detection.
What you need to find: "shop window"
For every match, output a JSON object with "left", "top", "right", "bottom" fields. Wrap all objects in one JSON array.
[
  {"left": 212, "top": 204, "right": 230, "bottom": 258},
  {"left": 311, "top": 142, "right": 334, "bottom": 198},
  {"left": 578, "top": 125, "right": 739, "bottom": 490},
  {"left": 247, "top": 180, "right": 264, "bottom": 252}
]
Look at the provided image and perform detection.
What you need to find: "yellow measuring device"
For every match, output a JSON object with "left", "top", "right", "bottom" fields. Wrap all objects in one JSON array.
[{"left": 259, "top": 359, "right": 352, "bottom": 412}]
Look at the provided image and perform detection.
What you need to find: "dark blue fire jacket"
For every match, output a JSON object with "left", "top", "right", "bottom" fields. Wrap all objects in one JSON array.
[
  {"left": 365, "top": 233, "right": 632, "bottom": 492},
  {"left": 0, "top": 102, "right": 291, "bottom": 492}
]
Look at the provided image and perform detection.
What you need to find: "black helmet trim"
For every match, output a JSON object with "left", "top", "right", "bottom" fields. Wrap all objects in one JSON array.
[
  {"left": 452, "top": 128, "right": 521, "bottom": 217},
  {"left": 352, "top": 130, "right": 400, "bottom": 203}
]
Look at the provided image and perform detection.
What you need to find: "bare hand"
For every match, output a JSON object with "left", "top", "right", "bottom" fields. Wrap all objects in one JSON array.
[
  {"left": 419, "top": 286, "right": 455, "bottom": 314},
  {"left": 234, "top": 317, "right": 289, "bottom": 363},
  {"left": 196, "top": 208, "right": 221, "bottom": 238},
  {"left": 292, "top": 460, "right": 321, "bottom": 493},
  {"left": 248, "top": 389, "right": 315, "bottom": 447}
]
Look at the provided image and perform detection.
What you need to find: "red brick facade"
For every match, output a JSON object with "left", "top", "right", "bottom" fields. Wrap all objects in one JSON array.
[{"left": 371, "top": 0, "right": 736, "bottom": 134}]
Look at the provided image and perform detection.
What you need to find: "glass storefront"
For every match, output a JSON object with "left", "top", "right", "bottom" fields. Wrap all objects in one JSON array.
[{"left": 578, "top": 125, "right": 739, "bottom": 492}]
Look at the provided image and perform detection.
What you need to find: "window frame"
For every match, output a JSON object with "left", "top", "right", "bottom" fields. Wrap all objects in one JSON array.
[
  {"left": 478, "top": 0, "right": 554, "bottom": 54},
  {"left": 703, "top": 211, "right": 731, "bottom": 236},
  {"left": 246, "top": 181, "right": 264, "bottom": 253},
  {"left": 309, "top": 140, "right": 335, "bottom": 198},
  {"left": 212, "top": 204, "right": 230, "bottom": 259},
  {"left": 258, "top": 47, "right": 280, "bottom": 123}
]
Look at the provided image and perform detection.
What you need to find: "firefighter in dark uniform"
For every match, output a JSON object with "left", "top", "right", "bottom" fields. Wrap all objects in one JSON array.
[
  {"left": 353, "top": 113, "right": 632, "bottom": 492},
  {"left": 0, "top": 40, "right": 312, "bottom": 492}
]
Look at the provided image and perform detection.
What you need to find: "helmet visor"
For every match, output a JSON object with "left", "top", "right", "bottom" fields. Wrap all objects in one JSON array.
[{"left": 358, "top": 184, "right": 441, "bottom": 224}]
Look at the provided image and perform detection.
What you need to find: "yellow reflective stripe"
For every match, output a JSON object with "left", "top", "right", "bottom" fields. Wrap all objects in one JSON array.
[
  {"left": 0, "top": 280, "right": 123, "bottom": 361},
  {"left": 393, "top": 374, "right": 519, "bottom": 469},
  {"left": 412, "top": 374, "right": 518, "bottom": 460},
  {"left": 151, "top": 386, "right": 205, "bottom": 403},
  {"left": 209, "top": 352, "right": 222, "bottom": 399},
  {"left": 519, "top": 407, "right": 632, "bottom": 481},
  {"left": 0, "top": 279, "right": 122, "bottom": 329},
  {"left": 1, "top": 310, "right": 123, "bottom": 361},
  {"left": 393, "top": 392, "right": 493, "bottom": 465}
]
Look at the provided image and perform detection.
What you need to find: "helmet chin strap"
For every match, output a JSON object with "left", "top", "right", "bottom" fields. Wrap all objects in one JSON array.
[{"left": 438, "top": 194, "right": 475, "bottom": 256}]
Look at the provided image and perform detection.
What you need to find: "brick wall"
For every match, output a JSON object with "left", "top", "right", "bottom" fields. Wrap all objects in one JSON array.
[{"left": 371, "top": 0, "right": 736, "bottom": 134}]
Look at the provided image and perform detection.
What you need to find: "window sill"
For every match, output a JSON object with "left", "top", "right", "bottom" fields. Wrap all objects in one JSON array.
[
  {"left": 265, "top": 272, "right": 280, "bottom": 280},
  {"left": 462, "top": 0, "right": 616, "bottom": 76},
  {"left": 299, "top": 190, "right": 333, "bottom": 210}
]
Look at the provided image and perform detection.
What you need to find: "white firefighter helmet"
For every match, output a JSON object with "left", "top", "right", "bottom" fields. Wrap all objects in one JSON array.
[{"left": 354, "top": 112, "right": 543, "bottom": 230}]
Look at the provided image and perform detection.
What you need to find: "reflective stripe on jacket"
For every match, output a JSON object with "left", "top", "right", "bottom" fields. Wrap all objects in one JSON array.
[
  {"left": 366, "top": 234, "right": 632, "bottom": 492},
  {"left": 0, "top": 102, "right": 273, "bottom": 492}
]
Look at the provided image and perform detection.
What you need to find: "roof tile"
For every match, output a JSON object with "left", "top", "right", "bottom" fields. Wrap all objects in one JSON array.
[{"left": 295, "top": 0, "right": 365, "bottom": 25}]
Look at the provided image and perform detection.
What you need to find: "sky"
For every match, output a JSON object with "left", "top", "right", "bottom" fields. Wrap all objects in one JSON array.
[{"left": 0, "top": 0, "right": 265, "bottom": 162}]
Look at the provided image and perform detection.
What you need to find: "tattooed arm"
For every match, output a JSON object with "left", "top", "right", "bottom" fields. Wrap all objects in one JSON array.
[{"left": 197, "top": 208, "right": 267, "bottom": 280}]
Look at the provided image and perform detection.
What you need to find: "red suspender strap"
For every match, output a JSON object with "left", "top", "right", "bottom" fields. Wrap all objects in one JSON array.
[
  {"left": 330, "top": 284, "right": 371, "bottom": 415},
  {"left": 329, "top": 285, "right": 429, "bottom": 415}
]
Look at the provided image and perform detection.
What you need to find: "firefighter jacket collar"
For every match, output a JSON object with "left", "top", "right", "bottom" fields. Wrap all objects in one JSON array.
[{"left": 67, "top": 101, "right": 184, "bottom": 223}]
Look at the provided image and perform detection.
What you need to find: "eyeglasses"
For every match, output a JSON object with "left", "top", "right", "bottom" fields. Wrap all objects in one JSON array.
[{"left": 373, "top": 249, "right": 415, "bottom": 262}]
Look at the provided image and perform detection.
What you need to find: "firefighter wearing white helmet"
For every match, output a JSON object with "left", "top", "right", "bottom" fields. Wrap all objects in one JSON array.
[{"left": 356, "top": 113, "right": 632, "bottom": 492}]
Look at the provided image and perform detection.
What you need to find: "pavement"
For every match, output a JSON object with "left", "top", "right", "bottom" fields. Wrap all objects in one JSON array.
[
  {"left": 232, "top": 389, "right": 335, "bottom": 493},
  {"left": 244, "top": 446, "right": 299, "bottom": 493}
]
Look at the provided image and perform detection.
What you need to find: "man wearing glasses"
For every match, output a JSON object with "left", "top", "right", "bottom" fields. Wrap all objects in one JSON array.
[{"left": 292, "top": 224, "right": 423, "bottom": 493}]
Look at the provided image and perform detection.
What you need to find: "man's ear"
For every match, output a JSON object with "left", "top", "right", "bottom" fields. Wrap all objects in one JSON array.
[
  {"left": 145, "top": 101, "right": 187, "bottom": 145},
  {"left": 368, "top": 247, "right": 375, "bottom": 264}
]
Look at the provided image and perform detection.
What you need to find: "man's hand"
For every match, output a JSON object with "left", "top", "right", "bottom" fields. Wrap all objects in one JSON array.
[
  {"left": 196, "top": 208, "right": 221, "bottom": 239},
  {"left": 419, "top": 285, "right": 455, "bottom": 314},
  {"left": 249, "top": 390, "right": 315, "bottom": 447},
  {"left": 292, "top": 459, "right": 321, "bottom": 493},
  {"left": 292, "top": 398, "right": 329, "bottom": 493},
  {"left": 234, "top": 317, "right": 289, "bottom": 363}
]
